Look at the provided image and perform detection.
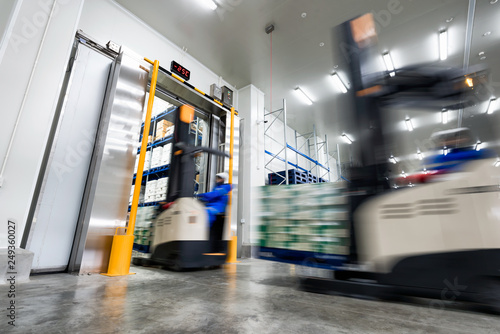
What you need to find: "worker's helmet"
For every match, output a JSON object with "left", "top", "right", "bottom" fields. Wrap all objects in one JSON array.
[{"left": 216, "top": 172, "right": 229, "bottom": 183}]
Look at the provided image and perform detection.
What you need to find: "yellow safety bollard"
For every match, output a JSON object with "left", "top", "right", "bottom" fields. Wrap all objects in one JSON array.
[
  {"left": 102, "top": 228, "right": 135, "bottom": 277},
  {"left": 226, "top": 234, "right": 240, "bottom": 263}
]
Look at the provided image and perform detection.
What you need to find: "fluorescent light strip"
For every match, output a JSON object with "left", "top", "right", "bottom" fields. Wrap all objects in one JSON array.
[
  {"left": 442, "top": 109, "right": 448, "bottom": 124},
  {"left": 331, "top": 73, "right": 348, "bottom": 93},
  {"left": 405, "top": 118, "right": 414, "bottom": 131},
  {"left": 294, "top": 87, "right": 313, "bottom": 105},
  {"left": 201, "top": 0, "right": 217, "bottom": 10},
  {"left": 487, "top": 98, "right": 497, "bottom": 114},
  {"left": 342, "top": 133, "right": 353, "bottom": 144},
  {"left": 439, "top": 30, "right": 448, "bottom": 61},
  {"left": 382, "top": 52, "right": 395, "bottom": 77}
]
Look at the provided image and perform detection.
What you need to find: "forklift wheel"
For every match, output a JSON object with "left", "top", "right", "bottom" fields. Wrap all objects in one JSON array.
[{"left": 475, "top": 277, "right": 500, "bottom": 314}]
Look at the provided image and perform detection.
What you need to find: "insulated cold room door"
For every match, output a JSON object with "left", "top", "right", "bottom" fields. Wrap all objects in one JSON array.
[{"left": 26, "top": 43, "right": 113, "bottom": 272}]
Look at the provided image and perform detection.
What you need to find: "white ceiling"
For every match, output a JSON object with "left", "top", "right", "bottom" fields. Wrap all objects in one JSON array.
[{"left": 115, "top": 0, "right": 500, "bottom": 170}]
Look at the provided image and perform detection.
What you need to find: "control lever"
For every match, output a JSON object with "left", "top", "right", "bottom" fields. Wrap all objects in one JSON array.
[{"left": 175, "top": 142, "right": 230, "bottom": 158}]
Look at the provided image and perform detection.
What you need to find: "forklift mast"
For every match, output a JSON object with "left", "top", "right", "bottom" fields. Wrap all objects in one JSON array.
[
  {"left": 338, "top": 14, "right": 490, "bottom": 261},
  {"left": 167, "top": 105, "right": 197, "bottom": 202},
  {"left": 167, "top": 105, "right": 229, "bottom": 203}
]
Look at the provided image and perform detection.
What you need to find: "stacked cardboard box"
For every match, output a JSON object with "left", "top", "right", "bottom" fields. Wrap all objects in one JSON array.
[
  {"left": 134, "top": 151, "right": 151, "bottom": 174},
  {"left": 155, "top": 177, "right": 168, "bottom": 202},
  {"left": 143, "top": 177, "right": 169, "bottom": 203},
  {"left": 155, "top": 120, "right": 174, "bottom": 141},
  {"left": 257, "top": 182, "right": 350, "bottom": 255},
  {"left": 151, "top": 147, "right": 163, "bottom": 169},
  {"left": 133, "top": 206, "right": 156, "bottom": 249},
  {"left": 129, "top": 185, "right": 145, "bottom": 205},
  {"left": 162, "top": 143, "right": 172, "bottom": 166},
  {"left": 144, "top": 180, "right": 157, "bottom": 203}
]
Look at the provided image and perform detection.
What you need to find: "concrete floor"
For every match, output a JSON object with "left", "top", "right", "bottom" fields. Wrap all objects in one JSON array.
[{"left": 1, "top": 259, "right": 500, "bottom": 333}]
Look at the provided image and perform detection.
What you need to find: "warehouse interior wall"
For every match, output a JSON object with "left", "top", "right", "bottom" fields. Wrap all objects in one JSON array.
[
  {"left": 0, "top": 0, "right": 339, "bottom": 258},
  {"left": 0, "top": 0, "right": 85, "bottom": 249},
  {"left": 0, "top": 0, "right": 18, "bottom": 54},
  {"left": 0, "top": 0, "right": 242, "bottom": 251},
  {"left": 237, "top": 84, "right": 265, "bottom": 257}
]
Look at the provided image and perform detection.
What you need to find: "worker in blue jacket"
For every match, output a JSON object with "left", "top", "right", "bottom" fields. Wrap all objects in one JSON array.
[{"left": 197, "top": 172, "right": 231, "bottom": 227}]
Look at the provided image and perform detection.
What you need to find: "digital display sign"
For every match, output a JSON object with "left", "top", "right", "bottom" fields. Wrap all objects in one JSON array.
[{"left": 170, "top": 61, "right": 191, "bottom": 81}]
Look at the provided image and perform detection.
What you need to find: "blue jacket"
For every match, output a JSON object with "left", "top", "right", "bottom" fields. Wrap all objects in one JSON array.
[{"left": 198, "top": 183, "right": 231, "bottom": 215}]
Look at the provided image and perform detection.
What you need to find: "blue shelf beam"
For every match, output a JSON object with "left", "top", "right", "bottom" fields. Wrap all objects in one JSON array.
[
  {"left": 137, "top": 135, "right": 173, "bottom": 154},
  {"left": 133, "top": 164, "right": 170, "bottom": 181},
  {"left": 265, "top": 150, "right": 309, "bottom": 173},
  {"left": 286, "top": 144, "right": 330, "bottom": 172}
]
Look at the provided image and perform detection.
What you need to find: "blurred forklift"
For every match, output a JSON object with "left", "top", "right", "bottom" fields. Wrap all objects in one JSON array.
[
  {"left": 133, "top": 105, "right": 230, "bottom": 270},
  {"left": 261, "top": 13, "right": 500, "bottom": 312}
]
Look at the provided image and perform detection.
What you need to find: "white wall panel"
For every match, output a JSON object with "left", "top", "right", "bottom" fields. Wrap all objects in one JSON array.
[{"left": 0, "top": 0, "right": 85, "bottom": 248}]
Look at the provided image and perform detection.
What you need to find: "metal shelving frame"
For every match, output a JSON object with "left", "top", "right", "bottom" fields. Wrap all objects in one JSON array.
[{"left": 264, "top": 99, "right": 331, "bottom": 185}]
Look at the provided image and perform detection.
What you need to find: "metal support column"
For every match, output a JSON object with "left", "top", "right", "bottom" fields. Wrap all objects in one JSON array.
[
  {"left": 336, "top": 143, "right": 341, "bottom": 181},
  {"left": 313, "top": 125, "right": 319, "bottom": 179},
  {"left": 294, "top": 130, "right": 299, "bottom": 169},
  {"left": 325, "top": 135, "right": 331, "bottom": 182},
  {"left": 283, "top": 99, "right": 289, "bottom": 185}
]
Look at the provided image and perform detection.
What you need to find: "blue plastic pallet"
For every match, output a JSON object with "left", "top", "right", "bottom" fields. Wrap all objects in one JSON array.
[
  {"left": 268, "top": 169, "right": 318, "bottom": 185},
  {"left": 133, "top": 243, "right": 150, "bottom": 253},
  {"left": 258, "top": 246, "right": 348, "bottom": 270}
]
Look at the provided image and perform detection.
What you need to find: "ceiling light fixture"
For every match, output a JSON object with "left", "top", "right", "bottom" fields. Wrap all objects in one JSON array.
[
  {"left": 382, "top": 52, "right": 395, "bottom": 77},
  {"left": 405, "top": 117, "right": 414, "bottom": 131},
  {"left": 442, "top": 109, "right": 448, "bottom": 124},
  {"left": 389, "top": 155, "right": 397, "bottom": 164},
  {"left": 475, "top": 141, "right": 482, "bottom": 151},
  {"left": 487, "top": 98, "right": 497, "bottom": 114},
  {"left": 483, "top": 31, "right": 492, "bottom": 37},
  {"left": 331, "top": 72, "right": 348, "bottom": 93},
  {"left": 319, "top": 42, "right": 325, "bottom": 47},
  {"left": 341, "top": 133, "right": 353, "bottom": 144},
  {"left": 466, "top": 77, "right": 474, "bottom": 87},
  {"left": 439, "top": 30, "right": 448, "bottom": 61},
  {"left": 491, "top": 0, "right": 498, "bottom": 4},
  {"left": 200, "top": 0, "right": 217, "bottom": 10},
  {"left": 446, "top": 17, "right": 454, "bottom": 23},
  {"left": 294, "top": 87, "right": 313, "bottom": 105}
]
